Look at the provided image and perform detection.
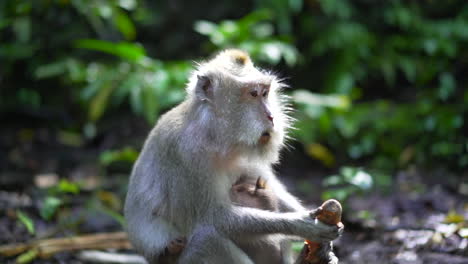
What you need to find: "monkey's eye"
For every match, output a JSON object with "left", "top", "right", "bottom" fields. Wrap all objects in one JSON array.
[
  {"left": 262, "top": 91, "right": 268, "bottom": 97},
  {"left": 250, "top": 91, "right": 258, "bottom": 97}
]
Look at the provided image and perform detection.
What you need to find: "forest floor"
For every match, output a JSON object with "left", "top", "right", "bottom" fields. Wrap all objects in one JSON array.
[{"left": 0, "top": 116, "right": 467, "bottom": 264}]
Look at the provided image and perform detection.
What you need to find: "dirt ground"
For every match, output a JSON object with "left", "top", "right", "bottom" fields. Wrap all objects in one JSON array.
[{"left": 1, "top": 121, "right": 467, "bottom": 264}]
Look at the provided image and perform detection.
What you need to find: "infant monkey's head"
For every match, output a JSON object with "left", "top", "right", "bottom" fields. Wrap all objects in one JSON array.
[{"left": 230, "top": 175, "right": 279, "bottom": 211}]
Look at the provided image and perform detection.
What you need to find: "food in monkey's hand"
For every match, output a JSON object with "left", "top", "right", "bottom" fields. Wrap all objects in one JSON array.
[{"left": 296, "top": 199, "right": 343, "bottom": 264}]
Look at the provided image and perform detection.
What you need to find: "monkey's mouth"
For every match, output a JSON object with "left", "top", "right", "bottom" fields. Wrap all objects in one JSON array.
[{"left": 259, "top": 131, "right": 271, "bottom": 144}]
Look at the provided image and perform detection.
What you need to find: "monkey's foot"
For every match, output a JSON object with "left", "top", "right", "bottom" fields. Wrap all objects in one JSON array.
[{"left": 167, "top": 237, "right": 187, "bottom": 255}]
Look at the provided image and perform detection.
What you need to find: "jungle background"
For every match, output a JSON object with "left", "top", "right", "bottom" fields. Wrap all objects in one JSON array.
[{"left": 0, "top": 0, "right": 467, "bottom": 263}]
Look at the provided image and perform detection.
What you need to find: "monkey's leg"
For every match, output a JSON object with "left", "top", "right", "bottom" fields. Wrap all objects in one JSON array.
[
  {"left": 240, "top": 237, "right": 284, "bottom": 264},
  {"left": 177, "top": 225, "right": 254, "bottom": 264}
]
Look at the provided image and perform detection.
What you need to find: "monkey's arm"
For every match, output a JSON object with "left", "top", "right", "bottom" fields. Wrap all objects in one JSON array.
[
  {"left": 212, "top": 205, "right": 341, "bottom": 243},
  {"left": 267, "top": 177, "right": 305, "bottom": 212}
]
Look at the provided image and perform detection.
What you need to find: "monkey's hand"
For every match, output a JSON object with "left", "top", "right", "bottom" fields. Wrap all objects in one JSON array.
[
  {"left": 316, "top": 241, "right": 339, "bottom": 264},
  {"left": 158, "top": 237, "right": 187, "bottom": 263},
  {"left": 293, "top": 211, "right": 343, "bottom": 243},
  {"left": 166, "top": 236, "right": 187, "bottom": 255}
]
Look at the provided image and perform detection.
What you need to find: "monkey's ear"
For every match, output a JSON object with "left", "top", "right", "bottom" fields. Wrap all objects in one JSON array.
[{"left": 195, "top": 75, "right": 213, "bottom": 102}]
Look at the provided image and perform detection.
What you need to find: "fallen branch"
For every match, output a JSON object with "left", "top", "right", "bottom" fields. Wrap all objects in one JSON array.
[{"left": 0, "top": 232, "right": 132, "bottom": 259}]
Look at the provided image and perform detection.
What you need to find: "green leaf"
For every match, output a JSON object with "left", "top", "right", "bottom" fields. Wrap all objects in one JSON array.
[
  {"left": 340, "top": 167, "right": 373, "bottom": 190},
  {"left": 12, "top": 16, "right": 31, "bottom": 43},
  {"left": 438, "top": 72, "right": 456, "bottom": 101},
  {"left": 89, "top": 79, "right": 115, "bottom": 122},
  {"left": 17, "top": 210, "right": 35, "bottom": 235},
  {"left": 445, "top": 210, "right": 464, "bottom": 224},
  {"left": 40, "top": 196, "right": 62, "bottom": 220},
  {"left": 194, "top": 20, "right": 217, "bottom": 36},
  {"left": 118, "top": 0, "right": 137, "bottom": 10},
  {"left": 58, "top": 179, "right": 80, "bottom": 194},
  {"left": 75, "top": 39, "right": 146, "bottom": 62},
  {"left": 113, "top": 9, "right": 136, "bottom": 40},
  {"left": 100, "top": 147, "right": 139, "bottom": 166},
  {"left": 292, "top": 90, "right": 351, "bottom": 110},
  {"left": 16, "top": 249, "right": 38, "bottom": 264}
]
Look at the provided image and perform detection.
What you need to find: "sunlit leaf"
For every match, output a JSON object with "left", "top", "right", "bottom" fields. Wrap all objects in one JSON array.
[
  {"left": 323, "top": 175, "right": 342, "bottom": 186},
  {"left": 306, "top": 143, "right": 335, "bottom": 167},
  {"left": 351, "top": 171, "right": 372, "bottom": 189},
  {"left": 75, "top": 39, "right": 146, "bottom": 62},
  {"left": 321, "top": 186, "right": 356, "bottom": 201},
  {"left": 292, "top": 90, "right": 351, "bottom": 110},
  {"left": 438, "top": 72, "right": 456, "bottom": 101},
  {"left": 34, "top": 61, "right": 67, "bottom": 79},
  {"left": 100, "top": 147, "right": 139, "bottom": 166},
  {"left": 89, "top": 79, "right": 115, "bottom": 122},
  {"left": 58, "top": 179, "right": 80, "bottom": 194},
  {"left": 194, "top": 20, "right": 217, "bottom": 35},
  {"left": 39, "top": 196, "right": 62, "bottom": 220},
  {"left": 113, "top": 9, "right": 136, "bottom": 40},
  {"left": 445, "top": 210, "right": 465, "bottom": 224},
  {"left": 16, "top": 249, "right": 38, "bottom": 264},
  {"left": 17, "top": 210, "right": 35, "bottom": 235},
  {"left": 97, "top": 190, "right": 122, "bottom": 211},
  {"left": 357, "top": 210, "right": 376, "bottom": 220},
  {"left": 118, "top": 0, "right": 137, "bottom": 10}
]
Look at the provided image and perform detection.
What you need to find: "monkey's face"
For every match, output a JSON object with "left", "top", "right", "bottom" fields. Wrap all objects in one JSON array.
[{"left": 212, "top": 73, "right": 288, "bottom": 161}]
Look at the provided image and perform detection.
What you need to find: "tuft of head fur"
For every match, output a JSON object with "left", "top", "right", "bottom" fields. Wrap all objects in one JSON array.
[{"left": 203, "top": 49, "right": 253, "bottom": 77}]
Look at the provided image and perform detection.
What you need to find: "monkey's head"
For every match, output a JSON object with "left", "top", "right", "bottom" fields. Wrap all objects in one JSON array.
[{"left": 187, "top": 49, "right": 291, "bottom": 163}]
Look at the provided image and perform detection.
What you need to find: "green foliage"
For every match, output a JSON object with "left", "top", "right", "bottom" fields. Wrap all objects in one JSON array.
[
  {"left": 322, "top": 167, "right": 376, "bottom": 201},
  {"left": 17, "top": 210, "right": 35, "bottom": 235},
  {"left": 100, "top": 146, "right": 139, "bottom": 166},
  {"left": 76, "top": 39, "right": 146, "bottom": 62},
  {"left": 39, "top": 196, "right": 63, "bottom": 221},
  {"left": 57, "top": 179, "right": 81, "bottom": 194},
  {"left": 1, "top": 0, "right": 467, "bottom": 177},
  {"left": 16, "top": 249, "right": 39, "bottom": 264},
  {"left": 195, "top": 10, "right": 299, "bottom": 66},
  {"left": 291, "top": 0, "right": 468, "bottom": 172}
]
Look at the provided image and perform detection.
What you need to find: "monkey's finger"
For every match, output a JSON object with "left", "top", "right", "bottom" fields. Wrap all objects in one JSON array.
[
  {"left": 337, "top": 223, "right": 344, "bottom": 236},
  {"left": 309, "top": 207, "right": 323, "bottom": 218},
  {"left": 328, "top": 254, "right": 339, "bottom": 264}
]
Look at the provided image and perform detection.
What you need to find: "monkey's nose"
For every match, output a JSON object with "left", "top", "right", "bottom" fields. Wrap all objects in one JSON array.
[{"left": 267, "top": 114, "right": 273, "bottom": 122}]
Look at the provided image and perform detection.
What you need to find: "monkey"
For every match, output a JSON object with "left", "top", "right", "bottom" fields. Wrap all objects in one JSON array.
[{"left": 124, "top": 49, "right": 343, "bottom": 264}]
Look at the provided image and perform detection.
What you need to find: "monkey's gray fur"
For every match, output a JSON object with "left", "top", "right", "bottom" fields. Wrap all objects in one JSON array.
[{"left": 124, "top": 50, "right": 343, "bottom": 264}]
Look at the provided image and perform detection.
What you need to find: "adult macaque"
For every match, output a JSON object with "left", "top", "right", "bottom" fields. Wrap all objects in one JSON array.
[{"left": 124, "top": 50, "right": 343, "bottom": 264}]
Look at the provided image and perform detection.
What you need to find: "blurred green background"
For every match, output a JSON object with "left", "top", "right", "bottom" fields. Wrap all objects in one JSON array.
[
  {"left": 1, "top": 0, "right": 468, "bottom": 263},
  {"left": 2, "top": 0, "right": 467, "bottom": 184}
]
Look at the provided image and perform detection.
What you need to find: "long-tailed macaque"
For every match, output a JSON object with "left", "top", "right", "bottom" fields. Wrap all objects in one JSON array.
[{"left": 124, "top": 49, "right": 343, "bottom": 264}]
